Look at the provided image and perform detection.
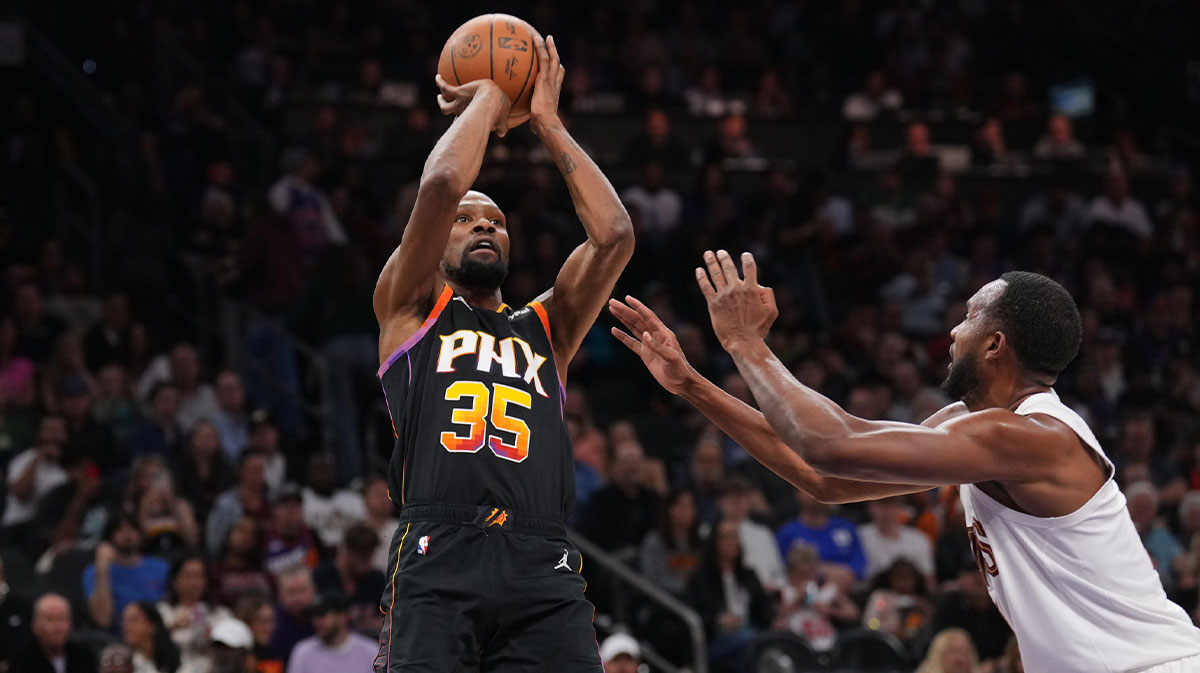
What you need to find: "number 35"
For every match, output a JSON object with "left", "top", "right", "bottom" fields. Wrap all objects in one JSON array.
[{"left": 440, "top": 381, "right": 532, "bottom": 462}]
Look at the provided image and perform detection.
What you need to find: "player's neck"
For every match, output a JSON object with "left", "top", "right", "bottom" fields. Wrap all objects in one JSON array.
[
  {"left": 446, "top": 280, "right": 504, "bottom": 311},
  {"left": 965, "top": 378, "right": 1051, "bottom": 413}
]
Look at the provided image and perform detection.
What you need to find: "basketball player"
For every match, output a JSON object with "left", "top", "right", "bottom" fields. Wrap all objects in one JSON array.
[
  {"left": 611, "top": 251, "right": 1200, "bottom": 673},
  {"left": 371, "top": 35, "right": 632, "bottom": 673}
]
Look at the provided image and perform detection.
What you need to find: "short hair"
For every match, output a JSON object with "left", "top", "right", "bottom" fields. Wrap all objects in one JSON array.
[
  {"left": 33, "top": 592, "right": 70, "bottom": 620},
  {"left": 1125, "top": 480, "right": 1159, "bottom": 506},
  {"left": 990, "top": 271, "right": 1081, "bottom": 379},
  {"left": 103, "top": 511, "right": 140, "bottom": 542},
  {"left": 343, "top": 523, "right": 379, "bottom": 555}
]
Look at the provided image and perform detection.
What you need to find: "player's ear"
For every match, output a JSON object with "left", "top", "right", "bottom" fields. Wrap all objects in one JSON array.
[{"left": 984, "top": 331, "right": 1005, "bottom": 360}]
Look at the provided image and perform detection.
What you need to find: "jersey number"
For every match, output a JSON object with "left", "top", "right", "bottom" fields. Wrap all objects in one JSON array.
[{"left": 440, "top": 381, "right": 532, "bottom": 462}]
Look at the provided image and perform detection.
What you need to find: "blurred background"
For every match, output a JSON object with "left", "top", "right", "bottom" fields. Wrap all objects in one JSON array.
[{"left": 1, "top": 1, "right": 1199, "bottom": 672}]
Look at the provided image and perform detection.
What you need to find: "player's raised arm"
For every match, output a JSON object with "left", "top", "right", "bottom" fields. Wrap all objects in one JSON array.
[
  {"left": 695, "top": 250, "right": 1079, "bottom": 488},
  {"left": 609, "top": 295, "right": 941, "bottom": 503},
  {"left": 373, "top": 77, "right": 512, "bottom": 363},
  {"left": 527, "top": 36, "right": 635, "bottom": 377}
]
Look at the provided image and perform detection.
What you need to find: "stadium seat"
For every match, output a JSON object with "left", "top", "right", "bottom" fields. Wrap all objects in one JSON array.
[
  {"left": 832, "top": 628, "right": 911, "bottom": 672},
  {"left": 745, "top": 630, "right": 829, "bottom": 672}
]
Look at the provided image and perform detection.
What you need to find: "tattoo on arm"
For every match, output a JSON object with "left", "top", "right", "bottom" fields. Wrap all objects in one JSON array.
[{"left": 559, "top": 151, "right": 577, "bottom": 175}]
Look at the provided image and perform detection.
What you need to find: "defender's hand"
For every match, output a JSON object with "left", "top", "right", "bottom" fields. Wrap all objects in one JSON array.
[
  {"left": 525, "top": 35, "right": 565, "bottom": 136},
  {"left": 696, "top": 250, "right": 778, "bottom": 351},
  {"left": 435, "top": 75, "right": 512, "bottom": 137},
  {"left": 609, "top": 296, "right": 698, "bottom": 395}
]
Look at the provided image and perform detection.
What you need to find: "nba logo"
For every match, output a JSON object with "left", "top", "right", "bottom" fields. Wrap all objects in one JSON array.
[{"left": 417, "top": 536, "right": 430, "bottom": 555}]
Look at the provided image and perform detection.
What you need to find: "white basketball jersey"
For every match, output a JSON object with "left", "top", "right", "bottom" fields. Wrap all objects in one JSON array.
[{"left": 958, "top": 390, "right": 1200, "bottom": 673}]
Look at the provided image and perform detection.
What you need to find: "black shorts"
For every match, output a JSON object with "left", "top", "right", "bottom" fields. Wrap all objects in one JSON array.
[{"left": 374, "top": 503, "right": 602, "bottom": 673}]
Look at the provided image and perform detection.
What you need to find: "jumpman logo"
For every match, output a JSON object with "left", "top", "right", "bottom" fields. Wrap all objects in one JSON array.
[{"left": 554, "top": 549, "right": 571, "bottom": 571}]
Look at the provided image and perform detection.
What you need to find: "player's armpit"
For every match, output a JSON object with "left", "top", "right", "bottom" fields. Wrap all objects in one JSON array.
[{"left": 803, "top": 409, "right": 1072, "bottom": 486}]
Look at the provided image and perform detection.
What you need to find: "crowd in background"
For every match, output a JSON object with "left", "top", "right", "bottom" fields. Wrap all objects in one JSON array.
[{"left": 3, "top": 0, "right": 1200, "bottom": 671}]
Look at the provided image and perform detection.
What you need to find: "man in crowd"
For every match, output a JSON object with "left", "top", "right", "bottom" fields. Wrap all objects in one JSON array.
[
  {"left": 8, "top": 593, "right": 96, "bottom": 673},
  {"left": 83, "top": 512, "right": 169, "bottom": 631},
  {"left": 270, "top": 567, "right": 316, "bottom": 662},
  {"left": 313, "top": 523, "right": 384, "bottom": 635},
  {"left": 285, "top": 593, "right": 377, "bottom": 673}
]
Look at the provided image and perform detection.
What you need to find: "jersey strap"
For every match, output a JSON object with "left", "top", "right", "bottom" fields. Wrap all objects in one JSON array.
[{"left": 378, "top": 284, "right": 454, "bottom": 378}]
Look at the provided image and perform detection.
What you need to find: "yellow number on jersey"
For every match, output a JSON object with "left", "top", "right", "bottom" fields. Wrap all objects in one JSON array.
[
  {"left": 440, "top": 382, "right": 532, "bottom": 462},
  {"left": 439, "top": 381, "right": 489, "bottom": 453}
]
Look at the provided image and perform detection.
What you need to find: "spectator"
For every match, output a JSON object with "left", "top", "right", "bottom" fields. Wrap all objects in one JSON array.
[
  {"left": 575, "top": 441, "right": 661, "bottom": 557},
  {"left": 598, "top": 632, "right": 641, "bottom": 673},
  {"left": 621, "top": 161, "right": 683, "bottom": 244},
  {"left": 915, "top": 627, "right": 980, "bottom": 673},
  {"left": 2, "top": 415, "right": 69, "bottom": 549},
  {"left": 684, "top": 434, "right": 725, "bottom": 526},
  {"left": 704, "top": 112, "right": 760, "bottom": 166},
  {"left": 858, "top": 495, "right": 935, "bottom": 583},
  {"left": 233, "top": 597, "right": 284, "bottom": 673},
  {"left": 123, "top": 601, "right": 182, "bottom": 673},
  {"left": 92, "top": 364, "right": 140, "bottom": 458},
  {"left": 40, "top": 333, "right": 97, "bottom": 414},
  {"left": 301, "top": 456, "right": 365, "bottom": 550},
  {"left": 135, "top": 476, "right": 200, "bottom": 557},
  {"left": 774, "top": 542, "right": 858, "bottom": 653},
  {"left": 269, "top": 568, "right": 315, "bottom": 662},
  {"left": 639, "top": 488, "right": 702, "bottom": 596},
  {"left": 158, "top": 554, "right": 232, "bottom": 673},
  {"left": 861, "top": 558, "right": 934, "bottom": 645},
  {"left": 12, "top": 282, "right": 65, "bottom": 362},
  {"left": 1084, "top": 170, "right": 1154, "bottom": 239},
  {"left": 175, "top": 421, "right": 234, "bottom": 526},
  {"left": 313, "top": 523, "right": 384, "bottom": 635},
  {"left": 169, "top": 344, "right": 220, "bottom": 434},
  {"left": 842, "top": 70, "right": 903, "bottom": 121},
  {"left": 1033, "top": 113, "right": 1086, "bottom": 161},
  {"left": 85, "top": 292, "right": 133, "bottom": 371},
  {"left": 8, "top": 593, "right": 96, "bottom": 673},
  {"left": 263, "top": 484, "right": 320, "bottom": 581},
  {"left": 896, "top": 122, "right": 939, "bottom": 179},
  {"left": 284, "top": 593, "right": 376, "bottom": 673},
  {"left": 753, "top": 69, "right": 794, "bottom": 119},
  {"left": 972, "top": 118, "right": 1019, "bottom": 167},
  {"left": 362, "top": 476, "right": 398, "bottom": 574},
  {"left": 58, "top": 373, "right": 118, "bottom": 468},
  {"left": 210, "top": 517, "right": 273, "bottom": 608},
  {"left": 0, "top": 317, "right": 36, "bottom": 435},
  {"left": 688, "top": 517, "right": 771, "bottom": 672},
  {"left": 717, "top": 476, "right": 785, "bottom": 592},
  {"left": 267, "top": 151, "right": 347, "bottom": 267},
  {"left": 1127, "top": 480, "right": 1183, "bottom": 590},
  {"left": 211, "top": 372, "right": 249, "bottom": 464},
  {"left": 99, "top": 644, "right": 135, "bottom": 673},
  {"left": 994, "top": 72, "right": 1042, "bottom": 123},
  {"left": 130, "top": 383, "right": 184, "bottom": 460},
  {"left": 85, "top": 512, "right": 170, "bottom": 631},
  {"left": 776, "top": 490, "right": 867, "bottom": 582},
  {"left": 245, "top": 412, "right": 285, "bottom": 495},
  {"left": 933, "top": 557, "right": 1011, "bottom": 664},
  {"left": 46, "top": 265, "right": 100, "bottom": 332},
  {"left": 208, "top": 618, "right": 255, "bottom": 673},
  {"left": 206, "top": 450, "right": 271, "bottom": 557},
  {"left": 624, "top": 109, "right": 689, "bottom": 169},
  {"left": 1017, "top": 178, "right": 1087, "bottom": 242}
]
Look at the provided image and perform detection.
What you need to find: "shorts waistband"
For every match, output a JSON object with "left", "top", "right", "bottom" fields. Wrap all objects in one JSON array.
[{"left": 397, "top": 502, "right": 566, "bottom": 536}]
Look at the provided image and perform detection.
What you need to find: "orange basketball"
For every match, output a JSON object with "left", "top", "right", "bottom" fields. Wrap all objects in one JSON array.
[{"left": 437, "top": 14, "right": 540, "bottom": 116}]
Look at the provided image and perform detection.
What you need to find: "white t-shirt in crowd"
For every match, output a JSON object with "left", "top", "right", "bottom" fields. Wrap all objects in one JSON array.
[
  {"left": 857, "top": 522, "right": 934, "bottom": 580},
  {"left": 2, "top": 449, "right": 68, "bottom": 527}
]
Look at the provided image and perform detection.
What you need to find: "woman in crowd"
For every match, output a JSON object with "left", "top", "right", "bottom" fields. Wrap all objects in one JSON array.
[
  {"left": 861, "top": 558, "right": 936, "bottom": 646},
  {"left": 915, "top": 627, "right": 982, "bottom": 673},
  {"left": 640, "top": 488, "right": 702, "bottom": 595},
  {"left": 123, "top": 601, "right": 182, "bottom": 673},
  {"left": 174, "top": 420, "right": 234, "bottom": 525},
  {"left": 137, "top": 479, "right": 200, "bottom": 557},
  {"left": 158, "top": 554, "right": 232, "bottom": 673},
  {"left": 688, "top": 516, "right": 772, "bottom": 673},
  {"left": 210, "top": 517, "right": 273, "bottom": 607},
  {"left": 235, "top": 596, "right": 285, "bottom": 673}
]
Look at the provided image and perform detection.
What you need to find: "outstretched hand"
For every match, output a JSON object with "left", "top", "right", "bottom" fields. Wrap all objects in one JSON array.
[
  {"left": 523, "top": 34, "right": 566, "bottom": 134},
  {"left": 696, "top": 250, "right": 778, "bottom": 351},
  {"left": 609, "top": 295, "right": 697, "bottom": 395}
]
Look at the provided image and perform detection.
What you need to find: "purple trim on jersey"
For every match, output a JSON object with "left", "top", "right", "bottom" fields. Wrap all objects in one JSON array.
[{"left": 378, "top": 285, "right": 454, "bottom": 378}]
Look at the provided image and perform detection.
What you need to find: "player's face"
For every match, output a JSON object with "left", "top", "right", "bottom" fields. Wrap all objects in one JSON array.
[
  {"left": 442, "top": 192, "right": 510, "bottom": 291},
  {"left": 942, "top": 280, "right": 1005, "bottom": 402}
]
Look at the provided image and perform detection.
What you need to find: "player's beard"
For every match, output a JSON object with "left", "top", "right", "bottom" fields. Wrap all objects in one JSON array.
[
  {"left": 941, "top": 352, "right": 982, "bottom": 403},
  {"left": 444, "top": 251, "right": 508, "bottom": 291}
]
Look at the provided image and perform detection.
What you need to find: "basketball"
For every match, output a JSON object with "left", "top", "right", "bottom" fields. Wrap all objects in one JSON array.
[{"left": 437, "top": 14, "right": 540, "bottom": 116}]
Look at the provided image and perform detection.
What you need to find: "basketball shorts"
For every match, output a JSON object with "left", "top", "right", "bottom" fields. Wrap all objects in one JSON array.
[{"left": 374, "top": 502, "right": 603, "bottom": 673}]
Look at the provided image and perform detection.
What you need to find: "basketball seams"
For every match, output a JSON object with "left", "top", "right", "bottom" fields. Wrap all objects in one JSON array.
[
  {"left": 488, "top": 14, "right": 495, "bottom": 82},
  {"left": 448, "top": 39, "right": 461, "bottom": 86},
  {"left": 512, "top": 24, "right": 536, "bottom": 110}
]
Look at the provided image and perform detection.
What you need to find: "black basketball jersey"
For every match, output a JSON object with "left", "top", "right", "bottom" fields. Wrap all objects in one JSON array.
[{"left": 378, "top": 285, "right": 574, "bottom": 521}]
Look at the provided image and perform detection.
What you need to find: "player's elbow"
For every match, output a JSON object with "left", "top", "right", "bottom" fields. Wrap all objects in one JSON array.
[
  {"left": 419, "top": 168, "right": 469, "bottom": 204},
  {"left": 800, "top": 440, "right": 839, "bottom": 476},
  {"left": 594, "top": 215, "right": 636, "bottom": 257}
]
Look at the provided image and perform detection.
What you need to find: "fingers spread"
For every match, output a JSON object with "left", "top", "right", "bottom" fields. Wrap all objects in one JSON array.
[
  {"left": 610, "top": 326, "right": 641, "bottom": 353},
  {"left": 696, "top": 267, "right": 716, "bottom": 299}
]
